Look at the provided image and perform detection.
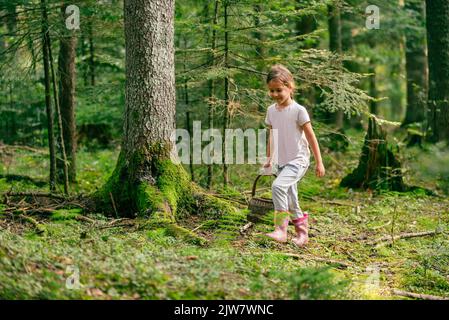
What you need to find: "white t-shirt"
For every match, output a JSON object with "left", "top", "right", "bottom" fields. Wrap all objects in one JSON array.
[{"left": 265, "top": 100, "right": 311, "bottom": 167}]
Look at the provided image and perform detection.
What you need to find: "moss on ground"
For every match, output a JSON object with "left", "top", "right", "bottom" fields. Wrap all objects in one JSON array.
[{"left": 1, "top": 145, "right": 448, "bottom": 299}]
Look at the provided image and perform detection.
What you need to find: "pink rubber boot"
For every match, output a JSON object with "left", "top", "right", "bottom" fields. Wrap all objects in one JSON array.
[
  {"left": 291, "top": 212, "right": 309, "bottom": 247},
  {"left": 265, "top": 212, "right": 290, "bottom": 243}
]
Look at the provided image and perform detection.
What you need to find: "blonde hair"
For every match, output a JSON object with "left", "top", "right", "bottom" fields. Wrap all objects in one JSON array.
[{"left": 266, "top": 64, "right": 296, "bottom": 97}]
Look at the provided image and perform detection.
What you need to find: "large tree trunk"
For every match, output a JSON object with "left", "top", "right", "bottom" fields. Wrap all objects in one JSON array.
[
  {"left": 425, "top": 0, "right": 449, "bottom": 142},
  {"left": 403, "top": 0, "right": 428, "bottom": 127},
  {"left": 58, "top": 3, "right": 78, "bottom": 183},
  {"left": 92, "top": 0, "right": 231, "bottom": 221}
]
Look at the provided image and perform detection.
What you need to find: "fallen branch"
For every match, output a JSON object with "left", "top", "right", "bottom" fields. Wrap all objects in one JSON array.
[
  {"left": 109, "top": 192, "right": 119, "bottom": 218},
  {"left": 0, "top": 144, "right": 48, "bottom": 155},
  {"left": 5, "top": 211, "right": 47, "bottom": 234},
  {"left": 372, "top": 230, "right": 441, "bottom": 246},
  {"left": 3, "top": 191, "right": 67, "bottom": 201},
  {"left": 97, "top": 219, "right": 135, "bottom": 229},
  {"left": 392, "top": 289, "right": 449, "bottom": 300},
  {"left": 75, "top": 215, "right": 96, "bottom": 224},
  {"left": 239, "top": 222, "right": 254, "bottom": 234}
]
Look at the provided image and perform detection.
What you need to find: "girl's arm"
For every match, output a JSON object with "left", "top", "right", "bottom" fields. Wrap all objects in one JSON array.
[
  {"left": 303, "top": 122, "right": 325, "bottom": 177},
  {"left": 264, "top": 126, "right": 272, "bottom": 167}
]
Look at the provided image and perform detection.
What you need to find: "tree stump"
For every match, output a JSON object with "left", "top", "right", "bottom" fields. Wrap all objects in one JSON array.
[{"left": 340, "top": 116, "right": 406, "bottom": 191}]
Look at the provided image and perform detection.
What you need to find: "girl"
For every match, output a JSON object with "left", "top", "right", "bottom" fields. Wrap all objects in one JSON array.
[{"left": 263, "top": 64, "right": 325, "bottom": 247}]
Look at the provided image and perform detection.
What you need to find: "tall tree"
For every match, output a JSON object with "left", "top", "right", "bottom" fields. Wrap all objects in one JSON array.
[
  {"left": 425, "top": 0, "right": 449, "bottom": 142},
  {"left": 402, "top": 0, "right": 428, "bottom": 127},
  {"left": 206, "top": 0, "right": 219, "bottom": 190},
  {"left": 94, "top": 0, "right": 224, "bottom": 219},
  {"left": 58, "top": 2, "right": 78, "bottom": 183},
  {"left": 87, "top": 20, "right": 95, "bottom": 86},
  {"left": 327, "top": 3, "right": 344, "bottom": 128},
  {"left": 222, "top": 0, "right": 230, "bottom": 187},
  {"left": 40, "top": 0, "right": 57, "bottom": 192}
]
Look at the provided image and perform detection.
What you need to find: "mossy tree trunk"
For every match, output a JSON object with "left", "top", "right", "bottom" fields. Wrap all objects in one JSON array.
[
  {"left": 93, "top": 0, "right": 185, "bottom": 218},
  {"left": 425, "top": 0, "right": 449, "bottom": 142},
  {"left": 340, "top": 116, "right": 406, "bottom": 191},
  {"left": 92, "top": 0, "right": 233, "bottom": 222}
]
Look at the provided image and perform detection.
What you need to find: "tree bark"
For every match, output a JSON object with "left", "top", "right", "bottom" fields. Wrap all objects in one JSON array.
[
  {"left": 93, "top": 0, "right": 201, "bottom": 219},
  {"left": 222, "top": 1, "right": 230, "bottom": 187},
  {"left": 425, "top": 0, "right": 449, "bottom": 142},
  {"left": 88, "top": 20, "right": 95, "bottom": 86},
  {"left": 47, "top": 16, "right": 70, "bottom": 195},
  {"left": 88, "top": 0, "right": 236, "bottom": 222},
  {"left": 58, "top": 3, "right": 78, "bottom": 183},
  {"left": 40, "top": 0, "right": 57, "bottom": 192},
  {"left": 206, "top": 0, "right": 219, "bottom": 190},
  {"left": 403, "top": 0, "right": 428, "bottom": 127}
]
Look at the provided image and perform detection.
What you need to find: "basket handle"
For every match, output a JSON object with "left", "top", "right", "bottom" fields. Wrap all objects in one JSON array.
[{"left": 251, "top": 174, "right": 276, "bottom": 197}]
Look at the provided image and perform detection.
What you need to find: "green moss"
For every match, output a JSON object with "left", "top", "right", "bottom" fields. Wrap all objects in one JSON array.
[
  {"left": 165, "top": 223, "right": 208, "bottom": 246},
  {"left": 50, "top": 208, "right": 83, "bottom": 221},
  {"left": 136, "top": 184, "right": 166, "bottom": 217},
  {"left": 194, "top": 193, "right": 237, "bottom": 220}
]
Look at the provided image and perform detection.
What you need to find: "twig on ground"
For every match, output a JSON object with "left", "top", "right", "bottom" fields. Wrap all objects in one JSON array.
[
  {"left": 75, "top": 215, "right": 96, "bottom": 224},
  {"left": 3, "top": 191, "right": 67, "bottom": 201},
  {"left": 109, "top": 192, "right": 119, "bottom": 218},
  {"left": 372, "top": 230, "right": 441, "bottom": 247},
  {"left": 392, "top": 289, "right": 449, "bottom": 300},
  {"left": 97, "top": 219, "right": 135, "bottom": 229},
  {"left": 5, "top": 211, "right": 47, "bottom": 234},
  {"left": 0, "top": 144, "right": 48, "bottom": 155},
  {"left": 239, "top": 222, "right": 254, "bottom": 234},
  {"left": 191, "top": 221, "right": 211, "bottom": 232}
]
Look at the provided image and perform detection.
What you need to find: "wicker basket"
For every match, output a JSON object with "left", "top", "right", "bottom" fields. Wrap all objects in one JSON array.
[{"left": 247, "top": 174, "right": 276, "bottom": 222}]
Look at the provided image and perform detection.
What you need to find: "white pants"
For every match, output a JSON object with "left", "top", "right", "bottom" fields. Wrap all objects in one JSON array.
[{"left": 272, "top": 164, "right": 308, "bottom": 219}]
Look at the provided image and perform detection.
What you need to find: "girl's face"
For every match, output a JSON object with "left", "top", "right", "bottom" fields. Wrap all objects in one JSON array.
[{"left": 268, "top": 80, "right": 293, "bottom": 106}]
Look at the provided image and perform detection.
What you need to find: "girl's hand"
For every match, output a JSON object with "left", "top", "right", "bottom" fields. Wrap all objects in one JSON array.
[
  {"left": 260, "top": 162, "right": 272, "bottom": 175},
  {"left": 315, "top": 162, "right": 325, "bottom": 177},
  {"left": 263, "top": 161, "right": 271, "bottom": 168}
]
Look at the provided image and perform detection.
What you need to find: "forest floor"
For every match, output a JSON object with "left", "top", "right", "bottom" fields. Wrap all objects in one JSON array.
[{"left": 1, "top": 129, "right": 448, "bottom": 299}]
